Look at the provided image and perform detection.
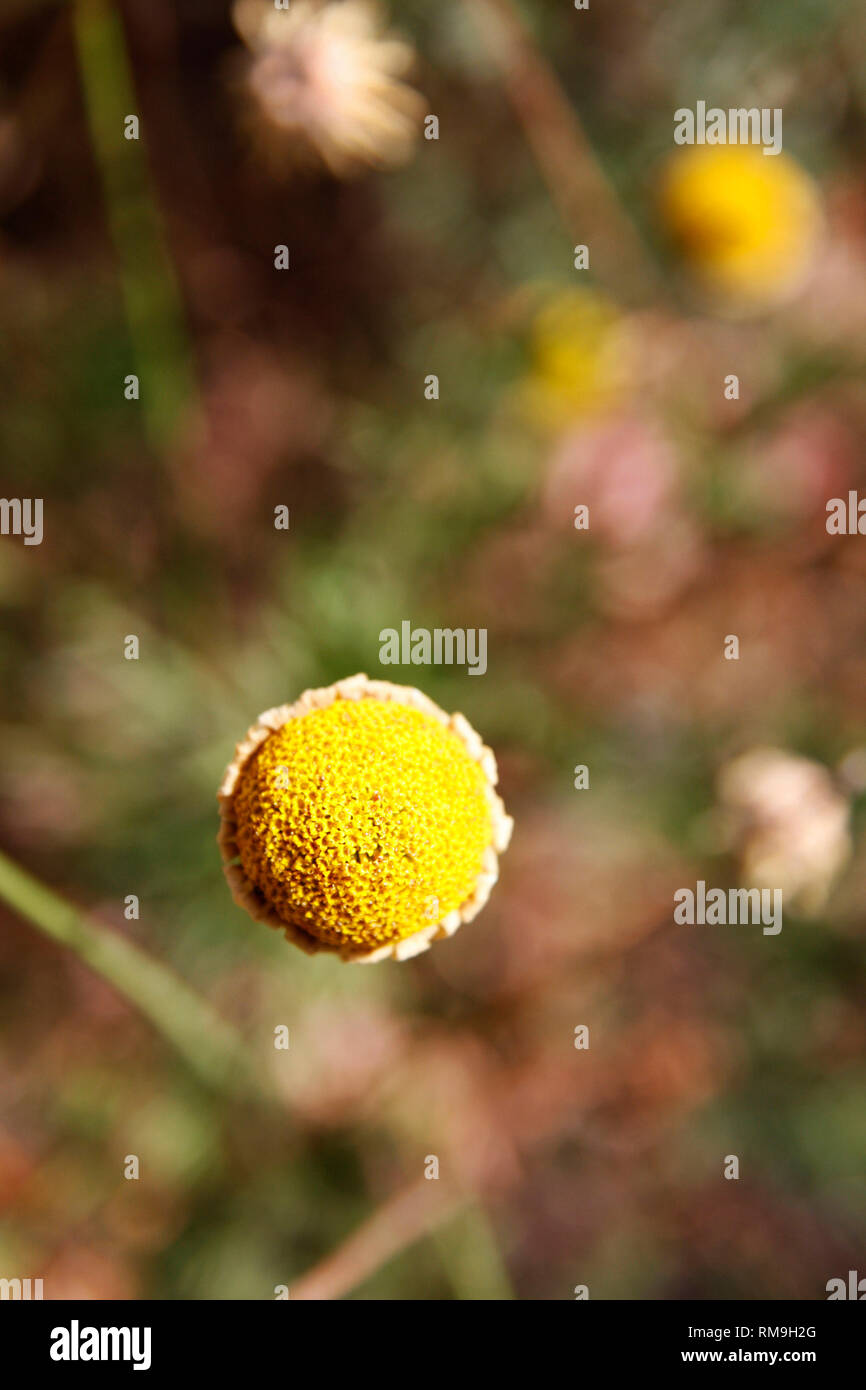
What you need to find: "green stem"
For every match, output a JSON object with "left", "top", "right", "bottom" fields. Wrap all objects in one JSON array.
[
  {"left": 433, "top": 1202, "right": 516, "bottom": 1300},
  {"left": 0, "top": 849, "right": 265, "bottom": 1102},
  {"left": 72, "top": 0, "right": 195, "bottom": 451}
]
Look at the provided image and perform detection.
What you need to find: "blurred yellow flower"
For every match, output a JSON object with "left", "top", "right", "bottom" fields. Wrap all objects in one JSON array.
[
  {"left": 519, "top": 288, "right": 634, "bottom": 431},
  {"left": 232, "top": 0, "right": 425, "bottom": 176},
  {"left": 659, "top": 145, "right": 823, "bottom": 313}
]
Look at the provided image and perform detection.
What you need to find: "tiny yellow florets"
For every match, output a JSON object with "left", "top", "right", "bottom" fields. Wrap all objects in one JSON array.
[{"left": 231, "top": 699, "right": 493, "bottom": 951}]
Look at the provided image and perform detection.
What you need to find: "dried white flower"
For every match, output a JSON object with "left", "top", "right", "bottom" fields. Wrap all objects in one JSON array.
[
  {"left": 233, "top": 0, "right": 425, "bottom": 176},
  {"left": 717, "top": 748, "right": 851, "bottom": 914}
]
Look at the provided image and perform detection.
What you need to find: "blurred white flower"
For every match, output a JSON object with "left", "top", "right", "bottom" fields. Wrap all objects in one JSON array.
[
  {"left": 717, "top": 748, "right": 851, "bottom": 914},
  {"left": 233, "top": 0, "right": 425, "bottom": 176}
]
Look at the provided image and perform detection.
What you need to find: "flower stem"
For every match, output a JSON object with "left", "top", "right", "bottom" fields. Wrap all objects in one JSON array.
[
  {"left": 465, "top": 0, "right": 663, "bottom": 305},
  {"left": 0, "top": 849, "right": 265, "bottom": 1102},
  {"left": 72, "top": 0, "right": 195, "bottom": 452}
]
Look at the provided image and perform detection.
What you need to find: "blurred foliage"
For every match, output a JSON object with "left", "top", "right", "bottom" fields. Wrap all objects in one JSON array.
[{"left": 1, "top": 0, "right": 866, "bottom": 1300}]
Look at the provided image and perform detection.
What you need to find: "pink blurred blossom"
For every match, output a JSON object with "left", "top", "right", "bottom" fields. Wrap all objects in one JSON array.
[{"left": 542, "top": 415, "right": 679, "bottom": 546}]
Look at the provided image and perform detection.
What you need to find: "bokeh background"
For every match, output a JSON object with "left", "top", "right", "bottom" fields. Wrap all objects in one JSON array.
[{"left": 1, "top": 0, "right": 866, "bottom": 1300}]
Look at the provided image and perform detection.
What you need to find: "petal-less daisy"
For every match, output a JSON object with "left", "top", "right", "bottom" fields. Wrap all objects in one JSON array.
[{"left": 218, "top": 674, "right": 513, "bottom": 962}]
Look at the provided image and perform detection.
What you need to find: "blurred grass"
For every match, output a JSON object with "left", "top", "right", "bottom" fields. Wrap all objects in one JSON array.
[
  {"left": 72, "top": 0, "right": 194, "bottom": 451},
  {"left": 0, "top": 848, "right": 266, "bottom": 1100}
]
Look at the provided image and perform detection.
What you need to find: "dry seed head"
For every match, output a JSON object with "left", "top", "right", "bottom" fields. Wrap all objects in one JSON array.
[{"left": 232, "top": 0, "right": 426, "bottom": 177}]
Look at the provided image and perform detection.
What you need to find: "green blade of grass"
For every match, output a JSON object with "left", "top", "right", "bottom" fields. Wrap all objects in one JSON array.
[
  {"left": 433, "top": 1201, "right": 516, "bottom": 1300},
  {"left": 72, "top": 0, "right": 195, "bottom": 451},
  {"left": 0, "top": 848, "right": 266, "bottom": 1102}
]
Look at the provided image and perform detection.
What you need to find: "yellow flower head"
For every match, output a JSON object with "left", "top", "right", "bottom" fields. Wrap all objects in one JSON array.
[
  {"left": 658, "top": 145, "right": 823, "bottom": 313},
  {"left": 218, "top": 675, "right": 512, "bottom": 962},
  {"left": 519, "top": 288, "right": 633, "bottom": 432}
]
